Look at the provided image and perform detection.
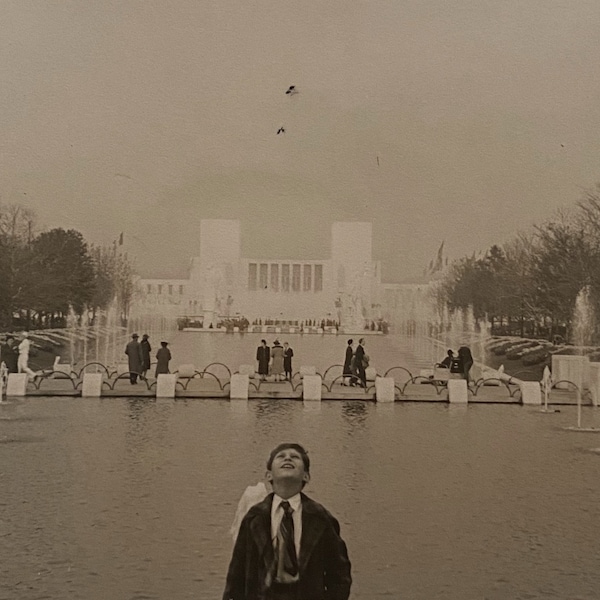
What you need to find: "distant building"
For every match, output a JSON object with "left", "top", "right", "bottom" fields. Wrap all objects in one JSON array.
[{"left": 137, "top": 219, "right": 428, "bottom": 329}]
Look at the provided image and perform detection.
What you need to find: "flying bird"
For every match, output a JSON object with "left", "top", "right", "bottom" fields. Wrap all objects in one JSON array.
[
  {"left": 277, "top": 127, "right": 285, "bottom": 135},
  {"left": 285, "top": 85, "right": 298, "bottom": 96}
]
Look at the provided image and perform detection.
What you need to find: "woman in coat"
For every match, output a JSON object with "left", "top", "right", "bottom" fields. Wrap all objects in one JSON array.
[
  {"left": 342, "top": 339, "right": 353, "bottom": 385},
  {"left": 270, "top": 339, "right": 284, "bottom": 382},
  {"left": 256, "top": 339, "right": 270, "bottom": 381},
  {"left": 155, "top": 341, "right": 171, "bottom": 377}
]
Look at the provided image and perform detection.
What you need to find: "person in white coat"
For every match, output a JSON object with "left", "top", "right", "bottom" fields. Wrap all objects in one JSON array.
[{"left": 18, "top": 333, "right": 37, "bottom": 380}]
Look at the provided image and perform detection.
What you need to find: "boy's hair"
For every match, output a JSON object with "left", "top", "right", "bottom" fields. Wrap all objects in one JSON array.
[
  {"left": 266, "top": 443, "right": 310, "bottom": 473},
  {"left": 347, "top": 339, "right": 353, "bottom": 345}
]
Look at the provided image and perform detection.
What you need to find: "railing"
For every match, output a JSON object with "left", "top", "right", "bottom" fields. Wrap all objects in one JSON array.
[{"left": 10, "top": 359, "right": 549, "bottom": 403}]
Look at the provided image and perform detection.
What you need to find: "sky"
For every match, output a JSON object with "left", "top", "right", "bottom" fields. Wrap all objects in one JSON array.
[{"left": 1, "top": 0, "right": 600, "bottom": 282}]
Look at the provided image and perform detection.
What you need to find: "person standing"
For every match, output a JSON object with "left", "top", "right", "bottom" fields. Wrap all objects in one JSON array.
[
  {"left": 17, "top": 332, "right": 37, "bottom": 380},
  {"left": 458, "top": 346, "right": 474, "bottom": 385},
  {"left": 351, "top": 338, "right": 368, "bottom": 389},
  {"left": 271, "top": 340, "right": 284, "bottom": 382},
  {"left": 342, "top": 339, "right": 353, "bottom": 386},
  {"left": 256, "top": 339, "right": 270, "bottom": 381},
  {"left": 1, "top": 335, "right": 18, "bottom": 374},
  {"left": 140, "top": 333, "right": 152, "bottom": 380},
  {"left": 125, "top": 333, "right": 143, "bottom": 384},
  {"left": 155, "top": 341, "right": 171, "bottom": 377},
  {"left": 223, "top": 442, "right": 352, "bottom": 600},
  {"left": 283, "top": 342, "right": 294, "bottom": 381}
]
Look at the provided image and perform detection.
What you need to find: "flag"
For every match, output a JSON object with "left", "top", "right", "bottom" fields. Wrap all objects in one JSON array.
[{"left": 118, "top": 232, "right": 124, "bottom": 246}]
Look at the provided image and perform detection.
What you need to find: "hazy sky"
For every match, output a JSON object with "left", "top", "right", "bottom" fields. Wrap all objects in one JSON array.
[{"left": 2, "top": 1, "right": 600, "bottom": 281}]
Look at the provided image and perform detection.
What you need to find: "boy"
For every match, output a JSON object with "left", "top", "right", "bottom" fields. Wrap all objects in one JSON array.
[{"left": 223, "top": 443, "right": 352, "bottom": 600}]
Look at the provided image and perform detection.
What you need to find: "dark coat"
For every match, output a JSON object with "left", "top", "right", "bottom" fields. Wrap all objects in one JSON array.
[
  {"left": 140, "top": 339, "right": 152, "bottom": 370},
  {"left": 353, "top": 344, "right": 367, "bottom": 386},
  {"left": 283, "top": 347, "right": 294, "bottom": 373},
  {"left": 155, "top": 347, "right": 171, "bottom": 377},
  {"left": 343, "top": 346, "right": 353, "bottom": 377},
  {"left": 125, "top": 340, "right": 143, "bottom": 374},
  {"left": 223, "top": 492, "right": 351, "bottom": 600},
  {"left": 1, "top": 342, "right": 18, "bottom": 373},
  {"left": 457, "top": 346, "right": 473, "bottom": 380},
  {"left": 256, "top": 346, "right": 270, "bottom": 376}
]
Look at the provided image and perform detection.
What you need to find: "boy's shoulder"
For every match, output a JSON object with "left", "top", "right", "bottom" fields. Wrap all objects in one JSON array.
[{"left": 301, "top": 493, "right": 340, "bottom": 523}]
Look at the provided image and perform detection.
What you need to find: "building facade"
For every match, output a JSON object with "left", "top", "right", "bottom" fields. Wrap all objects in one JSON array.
[{"left": 136, "top": 219, "right": 391, "bottom": 329}]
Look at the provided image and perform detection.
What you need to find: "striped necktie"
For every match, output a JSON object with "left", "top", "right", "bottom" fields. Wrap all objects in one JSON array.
[{"left": 277, "top": 500, "right": 298, "bottom": 578}]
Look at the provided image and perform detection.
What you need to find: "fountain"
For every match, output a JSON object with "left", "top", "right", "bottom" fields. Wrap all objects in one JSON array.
[{"left": 564, "top": 285, "right": 600, "bottom": 432}]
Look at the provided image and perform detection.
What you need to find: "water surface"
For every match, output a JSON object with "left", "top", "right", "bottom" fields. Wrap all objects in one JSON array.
[{"left": 2, "top": 397, "right": 600, "bottom": 599}]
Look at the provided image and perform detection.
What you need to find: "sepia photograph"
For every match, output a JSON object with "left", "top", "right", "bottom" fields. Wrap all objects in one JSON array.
[{"left": 2, "top": 2, "right": 600, "bottom": 598}]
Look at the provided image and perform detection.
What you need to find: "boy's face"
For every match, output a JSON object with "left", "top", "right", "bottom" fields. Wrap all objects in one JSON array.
[{"left": 267, "top": 447, "right": 310, "bottom": 487}]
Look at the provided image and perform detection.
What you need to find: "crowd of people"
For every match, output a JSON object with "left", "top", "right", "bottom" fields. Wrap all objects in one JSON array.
[
  {"left": 255, "top": 337, "right": 371, "bottom": 388},
  {"left": 256, "top": 339, "right": 294, "bottom": 382},
  {"left": 124, "top": 333, "right": 172, "bottom": 384}
]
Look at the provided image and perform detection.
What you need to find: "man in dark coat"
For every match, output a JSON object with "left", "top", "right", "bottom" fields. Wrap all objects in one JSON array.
[
  {"left": 351, "top": 338, "right": 367, "bottom": 389},
  {"left": 223, "top": 443, "right": 352, "bottom": 600},
  {"left": 125, "top": 333, "right": 143, "bottom": 384},
  {"left": 256, "top": 339, "right": 270, "bottom": 381},
  {"left": 140, "top": 334, "right": 152, "bottom": 380}
]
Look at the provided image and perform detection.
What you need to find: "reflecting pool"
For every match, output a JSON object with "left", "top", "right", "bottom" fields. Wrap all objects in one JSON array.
[{"left": 2, "top": 397, "right": 600, "bottom": 599}]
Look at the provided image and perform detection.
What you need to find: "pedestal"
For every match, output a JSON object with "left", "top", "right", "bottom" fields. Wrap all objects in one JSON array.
[
  {"left": 156, "top": 374, "right": 177, "bottom": 398},
  {"left": 6, "top": 373, "right": 28, "bottom": 396},
  {"left": 230, "top": 374, "right": 249, "bottom": 400},
  {"left": 82, "top": 373, "right": 103, "bottom": 397},
  {"left": 303, "top": 375, "right": 322, "bottom": 401},
  {"left": 375, "top": 377, "right": 395, "bottom": 403},
  {"left": 448, "top": 379, "right": 468, "bottom": 404},
  {"left": 520, "top": 381, "right": 542, "bottom": 406}
]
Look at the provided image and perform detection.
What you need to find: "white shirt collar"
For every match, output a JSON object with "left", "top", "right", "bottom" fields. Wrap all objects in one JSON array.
[{"left": 273, "top": 492, "right": 301, "bottom": 513}]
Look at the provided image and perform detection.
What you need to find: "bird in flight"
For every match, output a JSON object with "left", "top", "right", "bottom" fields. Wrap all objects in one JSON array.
[
  {"left": 277, "top": 127, "right": 285, "bottom": 135},
  {"left": 285, "top": 85, "right": 298, "bottom": 96}
]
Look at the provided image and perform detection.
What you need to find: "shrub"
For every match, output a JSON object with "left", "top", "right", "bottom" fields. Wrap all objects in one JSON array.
[
  {"left": 506, "top": 341, "right": 540, "bottom": 359},
  {"left": 522, "top": 348, "right": 550, "bottom": 366}
]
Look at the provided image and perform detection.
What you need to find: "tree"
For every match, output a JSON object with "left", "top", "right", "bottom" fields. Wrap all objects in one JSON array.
[
  {"left": 0, "top": 204, "right": 37, "bottom": 327},
  {"left": 29, "top": 228, "right": 95, "bottom": 317}
]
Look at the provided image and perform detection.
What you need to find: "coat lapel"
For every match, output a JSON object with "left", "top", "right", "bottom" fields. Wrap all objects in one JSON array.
[
  {"left": 299, "top": 494, "right": 326, "bottom": 573},
  {"left": 249, "top": 493, "right": 275, "bottom": 570}
]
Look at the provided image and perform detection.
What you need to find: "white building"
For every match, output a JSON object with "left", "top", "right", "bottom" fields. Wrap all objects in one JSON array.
[{"left": 137, "top": 219, "right": 425, "bottom": 329}]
